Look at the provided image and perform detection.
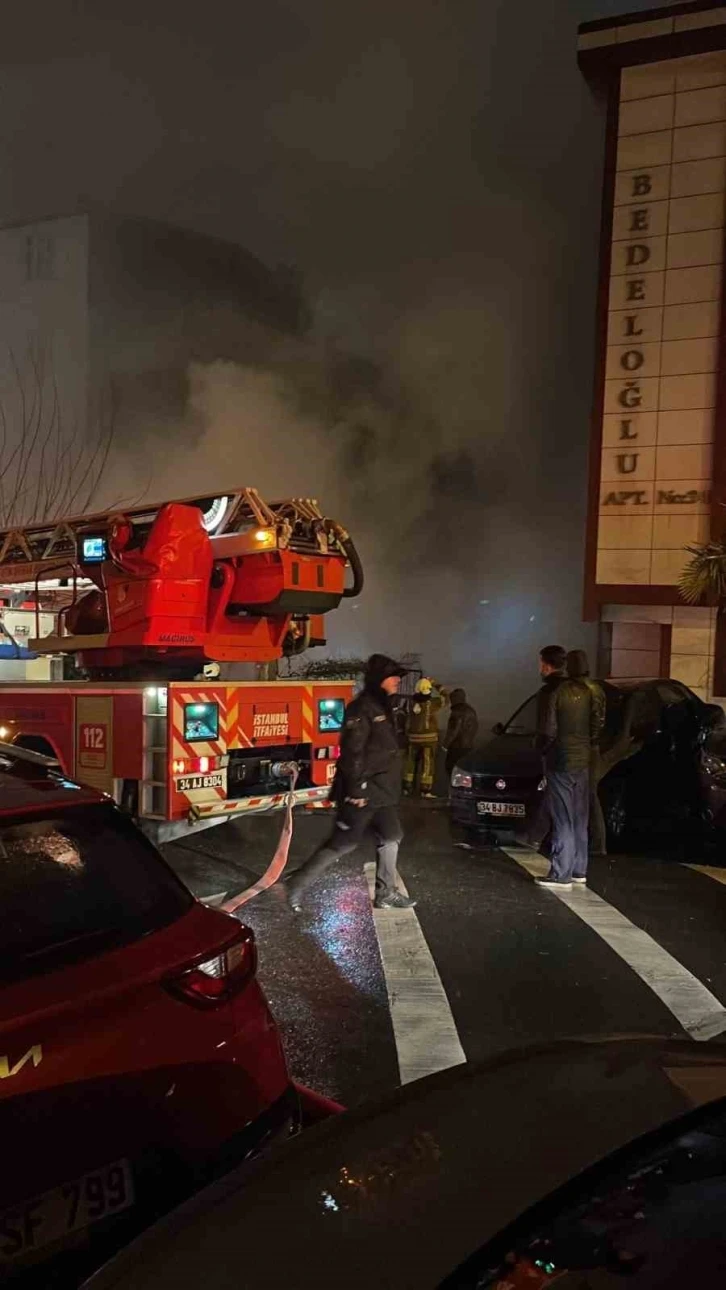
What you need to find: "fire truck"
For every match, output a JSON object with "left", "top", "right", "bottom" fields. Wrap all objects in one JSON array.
[{"left": 0, "top": 488, "right": 362, "bottom": 841}]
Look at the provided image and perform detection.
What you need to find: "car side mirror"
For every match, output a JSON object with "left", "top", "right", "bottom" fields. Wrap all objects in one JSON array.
[{"left": 492, "top": 722, "right": 505, "bottom": 736}]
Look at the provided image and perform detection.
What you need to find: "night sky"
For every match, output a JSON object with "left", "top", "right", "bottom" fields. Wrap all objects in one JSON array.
[{"left": 2, "top": 0, "right": 672, "bottom": 717}]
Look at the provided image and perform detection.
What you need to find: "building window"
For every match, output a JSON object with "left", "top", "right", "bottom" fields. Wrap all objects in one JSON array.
[{"left": 24, "top": 235, "right": 55, "bottom": 281}]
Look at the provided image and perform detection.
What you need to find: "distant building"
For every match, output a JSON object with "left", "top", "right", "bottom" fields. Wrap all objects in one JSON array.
[
  {"left": 0, "top": 211, "right": 306, "bottom": 679},
  {"left": 579, "top": 3, "right": 726, "bottom": 701},
  {"left": 0, "top": 210, "right": 306, "bottom": 521}
]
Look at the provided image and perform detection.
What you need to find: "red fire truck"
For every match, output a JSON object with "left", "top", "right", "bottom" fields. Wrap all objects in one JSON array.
[{"left": 0, "top": 488, "right": 362, "bottom": 841}]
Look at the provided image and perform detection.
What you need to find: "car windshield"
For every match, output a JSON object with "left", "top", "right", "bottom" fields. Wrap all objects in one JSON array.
[
  {"left": 504, "top": 695, "right": 538, "bottom": 736},
  {"left": 0, "top": 803, "right": 193, "bottom": 985},
  {"left": 442, "top": 1096, "right": 726, "bottom": 1288}
]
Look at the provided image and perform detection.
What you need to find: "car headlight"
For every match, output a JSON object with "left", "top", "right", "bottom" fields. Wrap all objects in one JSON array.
[{"left": 451, "top": 769, "right": 472, "bottom": 789}]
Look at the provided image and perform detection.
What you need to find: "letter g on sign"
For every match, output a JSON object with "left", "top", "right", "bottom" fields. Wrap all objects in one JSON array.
[{"left": 618, "top": 381, "right": 642, "bottom": 409}]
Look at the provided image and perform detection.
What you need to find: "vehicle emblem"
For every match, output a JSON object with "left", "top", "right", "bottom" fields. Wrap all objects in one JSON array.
[
  {"left": 0, "top": 1044, "right": 42, "bottom": 1080},
  {"left": 495, "top": 778, "right": 506, "bottom": 791}
]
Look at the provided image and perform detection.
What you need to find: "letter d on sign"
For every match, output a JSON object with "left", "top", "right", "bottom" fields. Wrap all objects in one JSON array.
[{"left": 626, "top": 244, "right": 650, "bottom": 268}]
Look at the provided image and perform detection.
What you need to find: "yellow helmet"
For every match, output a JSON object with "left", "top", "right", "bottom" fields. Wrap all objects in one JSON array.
[{"left": 416, "top": 677, "right": 433, "bottom": 696}]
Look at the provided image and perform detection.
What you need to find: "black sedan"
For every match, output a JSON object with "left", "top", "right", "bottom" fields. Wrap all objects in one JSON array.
[
  {"left": 82, "top": 1037, "right": 726, "bottom": 1289},
  {"left": 449, "top": 678, "right": 726, "bottom": 851}
]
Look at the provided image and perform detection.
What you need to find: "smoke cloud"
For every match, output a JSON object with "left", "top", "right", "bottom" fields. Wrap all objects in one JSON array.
[
  {"left": 103, "top": 260, "right": 594, "bottom": 721},
  {"left": 0, "top": 0, "right": 670, "bottom": 720}
]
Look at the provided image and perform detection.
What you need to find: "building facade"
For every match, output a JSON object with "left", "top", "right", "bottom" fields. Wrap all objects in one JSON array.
[
  {"left": 0, "top": 210, "right": 305, "bottom": 527},
  {"left": 579, "top": 1, "right": 726, "bottom": 701}
]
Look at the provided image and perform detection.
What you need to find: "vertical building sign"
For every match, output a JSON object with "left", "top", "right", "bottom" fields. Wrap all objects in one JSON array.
[{"left": 598, "top": 53, "right": 726, "bottom": 588}]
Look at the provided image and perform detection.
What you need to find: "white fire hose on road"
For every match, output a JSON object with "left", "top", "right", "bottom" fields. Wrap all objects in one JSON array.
[{"left": 221, "top": 763, "right": 300, "bottom": 913}]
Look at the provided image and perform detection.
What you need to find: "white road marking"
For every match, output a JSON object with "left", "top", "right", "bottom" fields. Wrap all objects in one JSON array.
[
  {"left": 501, "top": 846, "right": 726, "bottom": 1042},
  {"left": 364, "top": 862, "right": 466, "bottom": 1084},
  {"left": 686, "top": 864, "right": 726, "bottom": 888}
]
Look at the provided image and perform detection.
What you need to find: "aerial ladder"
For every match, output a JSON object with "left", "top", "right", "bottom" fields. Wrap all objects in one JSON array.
[{"left": 0, "top": 488, "right": 363, "bottom": 680}]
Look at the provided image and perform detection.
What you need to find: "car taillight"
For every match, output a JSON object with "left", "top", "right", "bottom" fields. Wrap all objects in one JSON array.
[{"left": 165, "top": 926, "right": 257, "bottom": 1008}]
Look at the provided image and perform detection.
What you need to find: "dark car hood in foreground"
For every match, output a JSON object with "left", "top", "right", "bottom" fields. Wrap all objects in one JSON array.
[
  {"left": 456, "top": 734, "right": 542, "bottom": 778},
  {"left": 85, "top": 1037, "right": 726, "bottom": 1290}
]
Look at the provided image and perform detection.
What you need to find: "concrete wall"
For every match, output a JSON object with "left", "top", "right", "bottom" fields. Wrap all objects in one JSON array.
[{"left": 602, "top": 601, "right": 720, "bottom": 702}]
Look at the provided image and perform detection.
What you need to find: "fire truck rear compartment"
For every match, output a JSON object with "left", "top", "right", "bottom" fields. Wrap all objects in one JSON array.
[{"left": 226, "top": 746, "right": 312, "bottom": 798}]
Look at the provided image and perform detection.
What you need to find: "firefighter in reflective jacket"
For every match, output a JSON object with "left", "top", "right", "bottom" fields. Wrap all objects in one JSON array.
[{"left": 404, "top": 678, "right": 444, "bottom": 798}]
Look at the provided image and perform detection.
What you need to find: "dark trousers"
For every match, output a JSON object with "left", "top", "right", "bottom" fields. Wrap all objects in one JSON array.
[
  {"left": 288, "top": 803, "right": 403, "bottom": 902},
  {"left": 445, "top": 746, "right": 468, "bottom": 777},
  {"left": 545, "top": 769, "right": 589, "bottom": 882}
]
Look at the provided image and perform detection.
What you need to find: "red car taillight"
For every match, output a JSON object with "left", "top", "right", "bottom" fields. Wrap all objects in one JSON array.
[{"left": 165, "top": 926, "right": 257, "bottom": 1008}]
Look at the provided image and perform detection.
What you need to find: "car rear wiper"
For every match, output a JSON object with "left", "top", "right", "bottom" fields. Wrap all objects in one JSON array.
[{"left": 20, "top": 927, "right": 119, "bottom": 962}]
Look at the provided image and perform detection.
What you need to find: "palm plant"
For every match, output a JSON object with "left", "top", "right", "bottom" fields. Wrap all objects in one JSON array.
[{"left": 678, "top": 540, "right": 726, "bottom": 605}]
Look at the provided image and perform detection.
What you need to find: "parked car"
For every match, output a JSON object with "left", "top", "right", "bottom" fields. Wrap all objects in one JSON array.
[
  {"left": 81, "top": 1036, "right": 726, "bottom": 1289},
  {"left": 449, "top": 678, "right": 726, "bottom": 850},
  {"left": 0, "top": 744, "right": 311, "bottom": 1285}
]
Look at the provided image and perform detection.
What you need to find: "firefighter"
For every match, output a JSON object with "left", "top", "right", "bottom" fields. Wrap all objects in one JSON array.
[
  {"left": 403, "top": 677, "right": 444, "bottom": 798},
  {"left": 285, "top": 654, "right": 416, "bottom": 912}
]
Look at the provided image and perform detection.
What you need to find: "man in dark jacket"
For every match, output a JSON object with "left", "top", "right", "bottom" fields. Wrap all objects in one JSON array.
[
  {"left": 566, "top": 649, "right": 608, "bottom": 857},
  {"left": 286, "top": 654, "right": 416, "bottom": 912},
  {"left": 442, "top": 688, "right": 478, "bottom": 777},
  {"left": 535, "top": 644, "right": 605, "bottom": 891}
]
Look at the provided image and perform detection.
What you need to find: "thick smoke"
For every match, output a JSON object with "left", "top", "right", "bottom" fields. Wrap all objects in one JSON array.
[
  {"left": 104, "top": 266, "right": 594, "bottom": 721},
  {"left": 1, "top": 0, "right": 668, "bottom": 719}
]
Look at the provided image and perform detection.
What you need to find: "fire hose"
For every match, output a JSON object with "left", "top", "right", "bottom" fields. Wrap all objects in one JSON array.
[
  {"left": 221, "top": 763, "right": 300, "bottom": 913},
  {"left": 219, "top": 765, "right": 345, "bottom": 1121}
]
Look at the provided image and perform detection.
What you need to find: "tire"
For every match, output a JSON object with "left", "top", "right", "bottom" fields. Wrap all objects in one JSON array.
[{"left": 120, "top": 779, "right": 139, "bottom": 816}]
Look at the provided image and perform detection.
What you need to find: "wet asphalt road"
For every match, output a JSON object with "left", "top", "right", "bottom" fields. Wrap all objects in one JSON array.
[{"left": 162, "top": 803, "right": 726, "bottom": 1107}]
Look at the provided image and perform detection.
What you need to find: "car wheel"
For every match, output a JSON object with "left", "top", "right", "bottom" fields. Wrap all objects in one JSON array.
[{"left": 603, "top": 784, "right": 628, "bottom": 851}]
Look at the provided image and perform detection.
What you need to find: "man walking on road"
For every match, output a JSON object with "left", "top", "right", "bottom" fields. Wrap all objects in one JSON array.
[
  {"left": 286, "top": 654, "right": 416, "bottom": 913},
  {"left": 535, "top": 644, "right": 605, "bottom": 891}
]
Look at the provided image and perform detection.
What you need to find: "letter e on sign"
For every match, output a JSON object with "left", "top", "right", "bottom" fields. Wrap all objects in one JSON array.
[{"left": 79, "top": 722, "right": 107, "bottom": 769}]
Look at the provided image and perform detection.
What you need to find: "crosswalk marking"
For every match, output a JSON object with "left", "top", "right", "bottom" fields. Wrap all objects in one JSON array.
[
  {"left": 364, "top": 863, "right": 466, "bottom": 1084},
  {"left": 686, "top": 864, "right": 726, "bottom": 887},
  {"left": 501, "top": 846, "right": 726, "bottom": 1042}
]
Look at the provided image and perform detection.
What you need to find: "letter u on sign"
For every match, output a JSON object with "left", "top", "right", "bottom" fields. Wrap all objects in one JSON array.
[{"left": 616, "top": 453, "right": 639, "bottom": 474}]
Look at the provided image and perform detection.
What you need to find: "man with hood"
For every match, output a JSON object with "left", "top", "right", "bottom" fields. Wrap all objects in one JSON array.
[
  {"left": 286, "top": 654, "right": 416, "bottom": 912},
  {"left": 442, "top": 688, "right": 478, "bottom": 777}
]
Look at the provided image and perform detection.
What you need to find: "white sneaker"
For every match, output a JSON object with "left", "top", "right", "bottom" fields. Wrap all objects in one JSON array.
[
  {"left": 535, "top": 877, "right": 572, "bottom": 891},
  {"left": 571, "top": 877, "right": 587, "bottom": 885}
]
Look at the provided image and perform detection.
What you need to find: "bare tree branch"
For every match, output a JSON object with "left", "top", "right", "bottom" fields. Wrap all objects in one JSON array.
[{"left": 0, "top": 344, "right": 134, "bottom": 529}]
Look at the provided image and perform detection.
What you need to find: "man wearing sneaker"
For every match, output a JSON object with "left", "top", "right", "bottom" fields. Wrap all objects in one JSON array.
[
  {"left": 286, "top": 654, "right": 416, "bottom": 912},
  {"left": 534, "top": 645, "right": 604, "bottom": 892}
]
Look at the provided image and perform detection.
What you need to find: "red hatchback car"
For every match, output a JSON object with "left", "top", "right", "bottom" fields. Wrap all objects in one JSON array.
[{"left": 0, "top": 744, "right": 297, "bottom": 1284}]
